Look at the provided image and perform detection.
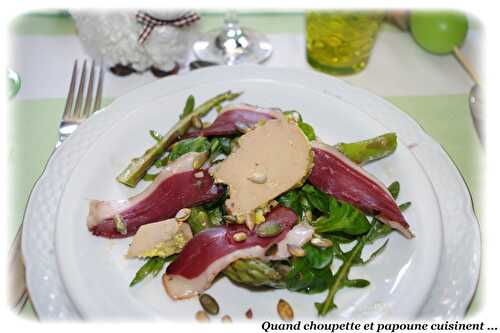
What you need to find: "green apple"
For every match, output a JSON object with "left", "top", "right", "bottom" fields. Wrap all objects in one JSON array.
[{"left": 410, "top": 12, "right": 468, "bottom": 54}]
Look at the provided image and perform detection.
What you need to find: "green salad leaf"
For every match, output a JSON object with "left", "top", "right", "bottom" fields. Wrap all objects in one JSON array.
[
  {"left": 343, "top": 279, "right": 370, "bottom": 288},
  {"left": 168, "top": 137, "right": 211, "bottom": 162},
  {"left": 286, "top": 259, "right": 332, "bottom": 294},
  {"left": 298, "top": 122, "right": 316, "bottom": 141},
  {"left": 387, "top": 181, "right": 400, "bottom": 199},
  {"left": 283, "top": 110, "right": 316, "bottom": 140},
  {"left": 130, "top": 255, "right": 176, "bottom": 287},
  {"left": 208, "top": 137, "right": 232, "bottom": 162},
  {"left": 364, "top": 219, "right": 393, "bottom": 244},
  {"left": 314, "top": 233, "right": 366, "bottom": 316},
  {"left": 179, "top": 95, "right": 195, "bottom": 119},
  {"left": 277, "top": 190, "right": 304, "bottom": 216},
  {"left": 304, "top": 244, "right": 334, "bottom": 269},
  {"left": 301, "top": 184, "right": 330, "bottom": 214},
  {"left": 207, "top": 206, "right": 224, "bottom": 226},
  {"left": 149, "top": 130, "right": 163, "bottom": 142},
  {"left": 314, "top": 198, "right": 371, "bottom": 235},
  {"left": 188, "top": 206, "right": 225, "bottom": 234},
  {"left": 399, "top": 201, "right": 412, "bottom": 212}
]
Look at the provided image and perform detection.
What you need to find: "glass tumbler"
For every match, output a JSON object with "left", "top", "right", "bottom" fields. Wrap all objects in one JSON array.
[{"left": 306, "top": 11, "right": 384, "bottom": 75}]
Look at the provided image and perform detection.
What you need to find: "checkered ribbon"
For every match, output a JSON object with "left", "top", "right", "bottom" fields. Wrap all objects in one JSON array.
[{"left": 136, "top": 11, "right": 200, "bottom": 45}]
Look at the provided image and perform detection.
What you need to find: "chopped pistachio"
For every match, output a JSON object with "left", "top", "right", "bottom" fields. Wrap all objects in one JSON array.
[{"left": 254, "top": 208, "right": 266, "bottom": 225}]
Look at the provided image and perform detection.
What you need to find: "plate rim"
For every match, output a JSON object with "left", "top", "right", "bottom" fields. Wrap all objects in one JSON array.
[{"left": 22, "top": 65, "right": 481, "bottom": 320}]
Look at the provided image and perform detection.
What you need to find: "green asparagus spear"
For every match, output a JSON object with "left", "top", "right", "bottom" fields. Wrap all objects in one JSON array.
[
  {"left": 223, "top": 258, "right": 287, "bottom": 288},
  {"left": 335, "top": 133, "right": 397, "bottom": 165},
  {"left": 117, "top": 91, "right": 242, "bottom": 187}
]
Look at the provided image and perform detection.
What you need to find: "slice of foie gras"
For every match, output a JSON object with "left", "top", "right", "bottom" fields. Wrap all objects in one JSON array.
[
  {"left": 213, "top": 117, "right": 313, "bottom": 217},
  {"left": 127, "top": 218, "right": 193, "bottom": 258}
]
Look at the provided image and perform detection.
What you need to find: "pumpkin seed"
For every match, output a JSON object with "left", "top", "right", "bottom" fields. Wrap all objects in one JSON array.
[
  {"left": 277, "top": 299, "right": 294, "bottom": 321},
  {"left": 247, "top": 172, "right": 267, "bottom": 184},
  {"left": 192, "top": 115, "right": 203, "bottom": 129},
  {"left": 199, "top": 293, "right": 219, "bottom": 315},
  {"left": 287, "top": 244, "right": 305, "bottom": 257},
  {"left": 232, "top": 232, "right": 247, "bottom": 242},
  {"left": 112, "top": 214, "right": 127, "bottom": 235},
  {"left": 245, "top": 308, "right": 253, "bottom": 319},
  {"left": 195, "top": 310, "right": 210, "bottom": 322},
  {"left": 256, "top": 221, "right": 283, "bottom": 238},
  {"left": 221, "top": 315, "right": 232, "bottom": 323},
  {"left": 194, "top": 171, "right": 205, "bottom": 179},
  {"left": 311, "top": 236, "right": 333, "bottom": 248},
  {"left": 175, "top": 208, "right": 192, "bottom": 222}
]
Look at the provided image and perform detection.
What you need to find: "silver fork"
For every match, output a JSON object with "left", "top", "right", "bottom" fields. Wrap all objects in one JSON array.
[
  {"left": 8, "top": 60, "right": 105, "bottom": 314},
  {"left": 57, "top": 59, "right": 104, "bottom": 146}
]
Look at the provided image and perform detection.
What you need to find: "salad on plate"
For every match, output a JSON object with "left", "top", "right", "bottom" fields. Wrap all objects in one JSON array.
[{"left": 86, "top": 91, "right": 413, "bottom": 319}]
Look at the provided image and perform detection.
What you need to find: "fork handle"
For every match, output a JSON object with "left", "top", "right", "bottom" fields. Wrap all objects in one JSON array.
[{"left": 8, "top": 225, "right": 28, "bottom": 311}]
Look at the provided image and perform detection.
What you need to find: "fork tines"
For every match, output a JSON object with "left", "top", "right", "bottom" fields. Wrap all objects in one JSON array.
[{"left": 63, "top": 60, "right": 104, "bottom": 122}]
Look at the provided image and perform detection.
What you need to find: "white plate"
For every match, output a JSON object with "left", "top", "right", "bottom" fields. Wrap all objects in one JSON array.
[{"left": 22, "top": 66, "right": 480, "bottom": 320}]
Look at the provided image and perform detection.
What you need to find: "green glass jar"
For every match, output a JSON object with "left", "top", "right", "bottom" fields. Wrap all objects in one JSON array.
[{"left": 306, "top": 11, "right": 384, "bottom": 75}]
